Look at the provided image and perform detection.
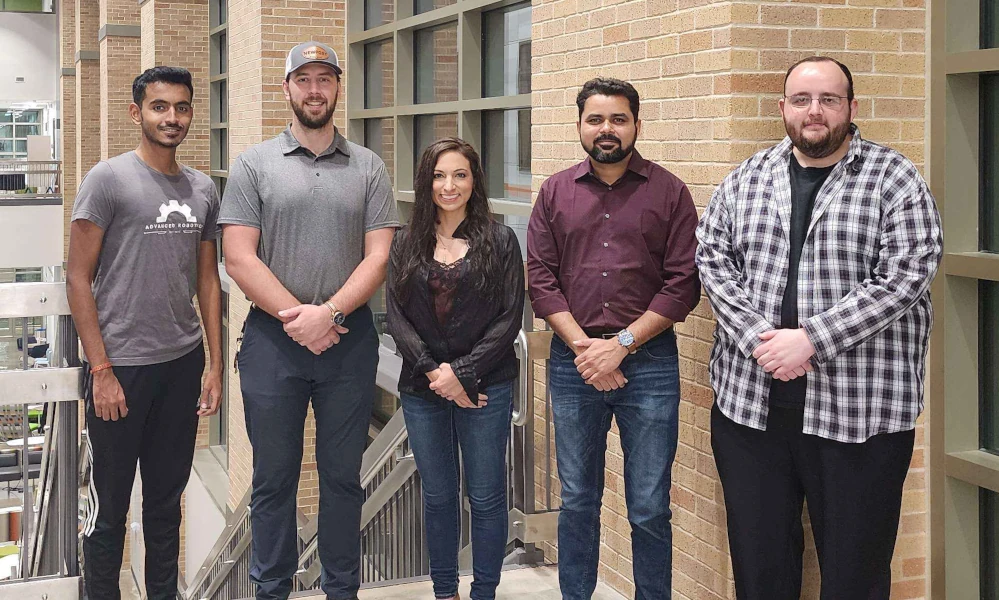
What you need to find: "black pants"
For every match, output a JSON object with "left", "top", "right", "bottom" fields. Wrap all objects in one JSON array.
[
  {"left": 711, "top": 403, "right": 914, "bottom": 600},
  {"left": 238, "top": 307, "right": 377, "bottom": 600},
  {"left": 83, "top": 345, "right": 203, "bottom": 600}
]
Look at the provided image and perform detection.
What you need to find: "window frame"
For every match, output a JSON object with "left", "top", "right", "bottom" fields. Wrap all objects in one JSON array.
[{"left": 346, "top": 0, "right": 533, "bottom": 218}]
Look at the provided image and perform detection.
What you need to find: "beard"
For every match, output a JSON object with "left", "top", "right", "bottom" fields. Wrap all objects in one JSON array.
[
  {"left": 583, "top": 133, "right": 636, "bottom": 164},
  {"left": 291, "top": 95, "right": 337, "bottom": 130},
  {"left": 785, "top": 117, "right": 851, "bottom": 159},
  {"left": 141, "top": 120, "right": 186, "bottom": 149}
]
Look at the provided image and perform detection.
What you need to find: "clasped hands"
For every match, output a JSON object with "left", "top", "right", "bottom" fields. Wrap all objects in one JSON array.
[
  {"left": 572, "top": 338, "right": 630, "bottom": 392},
  {"left": 425, "top": 364, "right": 488, "bottom": 409},
  {"left": 278, "top": 304, "right": 349, "bottom": 355},
  {"left": 753, "top": 328, "right": 816, "bottom": 381}
]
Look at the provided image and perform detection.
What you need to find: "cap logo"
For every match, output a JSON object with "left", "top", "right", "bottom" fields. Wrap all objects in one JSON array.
[{"left": 301, "top": 46, "right": 329, "bottom": 61}]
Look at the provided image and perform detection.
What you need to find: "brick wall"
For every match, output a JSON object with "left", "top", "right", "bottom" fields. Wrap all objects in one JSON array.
[
  {"left": 61, "top": 0, "right": 77, "bottom": 260},
  {"left": 529, "top": 1, "right": 928, "bottom": 599},
  {"left": 224, "top": 0, "right": 346, "bottom": 515},
  {"left": 139, "top": 0, "right": 211, "bottom": 173},
  {"left": 99, "top": 36, "right": 141, "bottom": 161}
]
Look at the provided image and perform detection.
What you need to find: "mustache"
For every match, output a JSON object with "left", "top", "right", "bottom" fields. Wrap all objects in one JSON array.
[{"left": 594, "top": 135, "right": 621, "bottom": 144}]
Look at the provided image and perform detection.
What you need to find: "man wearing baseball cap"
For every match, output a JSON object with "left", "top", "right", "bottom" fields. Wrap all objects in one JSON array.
[{"left": 219, "top": 41, "right": 398, "bottom": 600}]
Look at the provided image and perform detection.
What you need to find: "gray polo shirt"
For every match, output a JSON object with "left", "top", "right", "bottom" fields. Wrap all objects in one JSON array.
[{"left": 218, "top": 127, "right": 399, "bottom": 305}]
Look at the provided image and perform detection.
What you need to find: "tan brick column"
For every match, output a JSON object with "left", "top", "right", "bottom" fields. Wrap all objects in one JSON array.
[
  {"left": 75, "top": 0, "right": 100, "bottom": 193},
  {"left": 60, "top": 0, "right": 77, "bottom": 259},
  {"left": 99, "top": 0, "right": 141, "bottom": 161},
  {"left": 138, "top": 0, "right": 210, "bottom": 173},
  {"left": 530, "top": 1, "right": 929, "bottom": 599},
  {"left": 225, "top": 0, "right": 345, "bottom": 515}
]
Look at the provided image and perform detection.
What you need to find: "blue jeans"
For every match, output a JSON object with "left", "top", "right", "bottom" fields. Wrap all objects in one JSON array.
[
  {"left": 401, "top": 381, "right": 514, "bottom": 600},
  {"left": 549, "top": 330, "right": 680, "bottom": 600}
]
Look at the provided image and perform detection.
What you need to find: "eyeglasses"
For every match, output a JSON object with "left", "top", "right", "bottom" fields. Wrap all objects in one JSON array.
[{"left": 784, "top": 94, "right": 850, "bottom": 109}]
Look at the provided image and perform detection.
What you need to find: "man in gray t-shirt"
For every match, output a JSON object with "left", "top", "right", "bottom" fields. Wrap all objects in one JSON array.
[
  {"left": 67, "top": 66, "right": 224, "bottom": 600},
  {"left": 218, "top": 41, "right": 398, "bottom": 600}
]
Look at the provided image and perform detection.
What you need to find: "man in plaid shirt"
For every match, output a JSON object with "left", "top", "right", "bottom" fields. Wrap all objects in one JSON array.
[{"left": 696, "top": 57, "right": 942, "bottom": 599}]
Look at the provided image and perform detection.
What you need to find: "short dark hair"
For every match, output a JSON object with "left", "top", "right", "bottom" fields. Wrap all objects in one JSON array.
[
  {"left": 132, "top": 66, "right": 194, "bottom": 107},
  {"left": 576, "top": 77, "right": 641, "bottom": 123},
  {"left": 783, "top": 56, "right": 854, "bottom": 102}
]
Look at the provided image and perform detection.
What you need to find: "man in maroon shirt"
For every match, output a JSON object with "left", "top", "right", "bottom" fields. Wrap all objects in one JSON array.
[{"left": 527, "top": 77, "right": 700, "bottom": 600}]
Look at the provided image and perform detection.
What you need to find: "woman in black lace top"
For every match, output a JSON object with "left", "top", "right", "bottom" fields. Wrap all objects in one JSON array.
[{"left": 387, "top": 138, "right": 524, "bottom": 600}]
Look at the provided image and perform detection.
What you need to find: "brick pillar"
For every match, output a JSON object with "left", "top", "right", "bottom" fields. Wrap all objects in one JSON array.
[
  {"left": 60, "top": 0, "right": 77, "bottom": 260},
  {"left": 75, "top": 0, "right": 100, "bottom": 191},
  {"left": 225, "top": 0, "right": 345, "bottom": 515},
  {"left": 138, "top": 0, "right": 210, "bottom": 173},
  {"left": 99, "top": 0, "right": 141, "bottom": 161}
]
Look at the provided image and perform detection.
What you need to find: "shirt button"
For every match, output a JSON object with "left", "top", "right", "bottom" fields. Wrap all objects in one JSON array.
[
  {"left": 603, "top": 242, "right": 609, "bottom": 247},
  {"left": 604, "top": 302, "right": 610, "bottom": 308},
  {"left": 604, "top": 213, "right": 610, "bottom": 219},
  {"left": 602, "top": 272, "right": 607, "bottom": 277},
  {"left": 607, "top": 186, "right": 612, "bottom": 191}
]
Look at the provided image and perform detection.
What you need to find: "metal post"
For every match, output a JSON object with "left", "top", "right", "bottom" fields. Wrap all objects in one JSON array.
[{"left": 20, "top": 317, "right": 30, "bottom": 581}]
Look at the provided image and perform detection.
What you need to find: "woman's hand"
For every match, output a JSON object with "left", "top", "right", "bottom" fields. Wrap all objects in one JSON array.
[{"left": 428, "top": 363, "right": 465, "bottom": 401}]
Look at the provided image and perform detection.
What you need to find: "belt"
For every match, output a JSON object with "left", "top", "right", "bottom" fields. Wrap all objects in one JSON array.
[{"left": 583, "top": 329, "right": 620, "bottom": 339}]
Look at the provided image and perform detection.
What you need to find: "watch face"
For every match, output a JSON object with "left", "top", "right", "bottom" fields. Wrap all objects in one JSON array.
[
  {"left": 619, "top": 330, "right": 635, "bottom": 347},
  {"left": 333, "top": 312, "right": 346, "bottom": 326}
]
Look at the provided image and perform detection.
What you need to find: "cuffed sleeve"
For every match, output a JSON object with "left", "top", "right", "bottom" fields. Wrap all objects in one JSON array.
[
  {"left": 452, "top": 226, "right": 526, "bottom": 399},
  {"left": 385, "top": 232, "right": 439, "bottom": 380},
  {"left": 801, "top": 160, "right": 942, "bottom": 364},
  {"left": 527, "top": 183, "right": 570, "bottom": 319},
  {"left": 695, "top": 169, "right": 774, "bottom": 358},
  {"left": 648, "top": 183, "right": 701, "bottom": 323}
]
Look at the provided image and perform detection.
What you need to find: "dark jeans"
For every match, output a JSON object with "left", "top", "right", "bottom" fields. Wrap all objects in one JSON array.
[
  {"left": 238, "top": 306, "right": 378, "bottom": 600},
  {"left": 400, "top": 381, "right": 513, "bottom": 600},
  {"left": 549, "top": 330, "right": 680, "bottom": 600},
  {"left": 711, "top": 403, "right": 915, "bottom": 600},
  {"left": 83, "top": 345, "right": 203, "bottom": 600}
]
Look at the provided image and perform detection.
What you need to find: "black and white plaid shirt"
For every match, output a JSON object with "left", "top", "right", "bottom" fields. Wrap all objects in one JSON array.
[{"left": 695, "top": 125, "right": 942, "bottom": 443}]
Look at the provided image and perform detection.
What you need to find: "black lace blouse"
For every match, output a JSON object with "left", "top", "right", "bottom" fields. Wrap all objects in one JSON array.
[{"left": 386, "top": 221, "right": 525, "bottom": 399}]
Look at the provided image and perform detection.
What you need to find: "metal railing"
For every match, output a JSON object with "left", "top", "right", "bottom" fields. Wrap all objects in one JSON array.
[
  {"left": 0, "top": 279, "right": 83, "bottom": 598},
  {"left": 0, "top": 161, "right": 61, "bottom": 200}
]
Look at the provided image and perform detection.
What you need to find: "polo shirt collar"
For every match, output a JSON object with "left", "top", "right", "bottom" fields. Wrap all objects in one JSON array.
[
  {"left": 573, "top": 150, "right": 650, "bottom": 181},
  {"left": 279, "top": 125, "right": 352, "bottom": 157}
]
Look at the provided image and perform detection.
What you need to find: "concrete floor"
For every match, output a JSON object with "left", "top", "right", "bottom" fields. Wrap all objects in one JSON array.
[{"left": 352, "top": 566, "right": 628, "bottom": 600}]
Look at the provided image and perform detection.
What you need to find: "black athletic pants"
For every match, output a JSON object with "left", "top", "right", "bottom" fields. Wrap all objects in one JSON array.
[
  {"left": 711, "top": 403, "right": 914, "bottom": 600},
  {"left": 83, "top": 345, "right": 203, "bottom": 600}
]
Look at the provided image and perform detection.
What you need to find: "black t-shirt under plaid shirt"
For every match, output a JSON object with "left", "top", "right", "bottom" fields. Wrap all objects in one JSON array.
[{"left": 770, "top": 154, "right": 834, "bottom": 409}]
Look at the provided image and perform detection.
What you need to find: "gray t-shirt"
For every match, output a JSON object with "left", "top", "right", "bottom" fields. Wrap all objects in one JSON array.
[
  {"left": 71, "top": 151, "right": 221, "bottom": 366},
  {"left": 218, "top": 128, "right": 399, "bottom": 305}
]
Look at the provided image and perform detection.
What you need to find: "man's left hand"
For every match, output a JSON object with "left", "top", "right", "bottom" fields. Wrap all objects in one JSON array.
[
  {"left": 198, "top": 368, "right": 223, "bottom": 416},
  {"left": 574, "top": 337, "right": 629, "bottom": 381},
  {"left": 279, "top": 304, "right": 333, "bottom": 346},
  {"left": 754, "top": 328, "right": 816, "bottom": 378}
]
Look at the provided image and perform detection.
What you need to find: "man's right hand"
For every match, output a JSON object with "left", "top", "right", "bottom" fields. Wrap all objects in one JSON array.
[
  {"left": 586, "top": 368, "right": 628, "bottom": 392},
  {"left": 92, "top": 369, "right": 128, "bottom": 421}
]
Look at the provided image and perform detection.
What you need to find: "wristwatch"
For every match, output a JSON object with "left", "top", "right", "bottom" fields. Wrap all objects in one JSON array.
[
  {"left": 617, "top": 329, "right": 637, "bottom": 354},
  {"left": 324, "top": 301, "right": 346, "bottom": 326}
]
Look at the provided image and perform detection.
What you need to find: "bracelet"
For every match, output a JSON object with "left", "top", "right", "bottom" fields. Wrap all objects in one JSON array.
[
  {"left": 324, "top": 301, "right": 337, "bottom": 322},
  {"left": 89, "top": 362, "right": 113, "bottom": 374}
]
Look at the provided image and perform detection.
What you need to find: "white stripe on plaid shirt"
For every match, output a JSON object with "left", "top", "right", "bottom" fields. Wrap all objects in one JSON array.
[{"left": 695, "top": 125, "right": 943, "bottom": 443}]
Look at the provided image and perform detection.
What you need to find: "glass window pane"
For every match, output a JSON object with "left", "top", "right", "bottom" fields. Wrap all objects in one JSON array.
[
  {"left": 0, "top": 125, "right": 11, "bottom": 138},
  {"left": 985, "top": 0, "right": 998, "bottom": 49},
  {"left": 0, "top": 141, "right": 12, "bottom": 153},
  {"left": 365, "top": 118, "right": 395, "bottom": 186},
  {"left": 219, "top": 32, "right": 228, "bottom": 76},
  {"left": 14, "top": 140, "right": 26, "bottom": 154},
  {"left": 414, "top": 114, "right": 458, "bottom": 167},
  {"left": 983, "top": 281, "right": 999, "bottom": 452},
  {"left": 218, "top": 0, "right": 227, "bottom": 25},
  {"left": 482, "top": 2, "right": 531, "bottom": 98},
  {"left": 365, "top": 39, "right": 395, "bottom": 109},
  {"left": 15, "top": 124, "right": 40, "bottom": 137},
  {"left": 414, "top": 24, "right": 458, "bottom": 104},
  {"left": 983, "top": 74, "right": 999, "bottom": 253},
  {"left": 19, "top": 111, "right": 40, "bottom": 123},
  {"left": 482, "top": 109, "right": 531, "bottom": 203},
  {"left": 365, "top": 0, "right": 394, "bottom": 29},
  {"left": 414, "top": 0, "right": 454, "bottom": 15},
  {"left": 0, "top": 113, "right": 11, "bottom": 123}
]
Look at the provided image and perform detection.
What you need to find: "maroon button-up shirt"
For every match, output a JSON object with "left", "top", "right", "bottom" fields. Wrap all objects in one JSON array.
[{"left": 527, "top": 151, "right": 700, "bottom": 331}]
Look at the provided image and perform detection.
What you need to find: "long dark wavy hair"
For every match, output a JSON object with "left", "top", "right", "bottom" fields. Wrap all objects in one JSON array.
[{"left": 390, "top": 137, "right": 501, "bottom": 301}]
